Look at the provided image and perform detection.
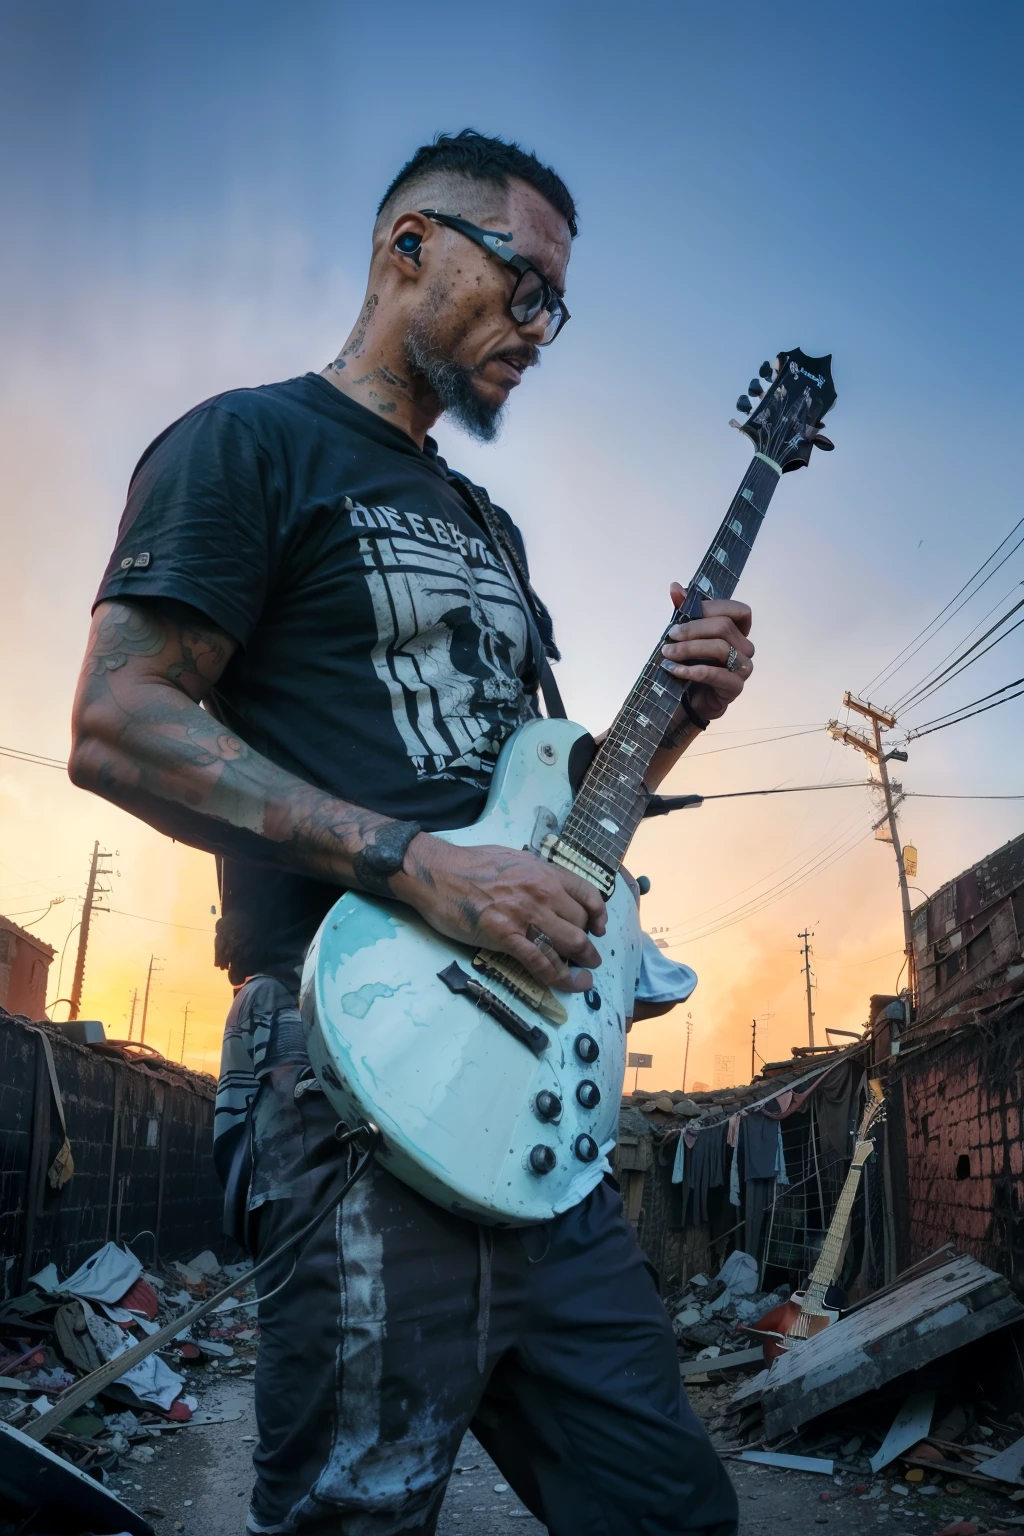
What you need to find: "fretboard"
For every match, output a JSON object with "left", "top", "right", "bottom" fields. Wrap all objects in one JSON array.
[
  {"left": 806, "top": 1160, "right": 867, "bottom": 1299},
  {"left": 555, "top": 454, "right": 781, "bottom": 883}
]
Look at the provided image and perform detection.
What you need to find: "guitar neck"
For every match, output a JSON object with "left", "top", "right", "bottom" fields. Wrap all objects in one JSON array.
[
  {"left": 555, "top": 454, "right": 782, "bottom": 886},
  {"left": 805, "top": 1161, "right": 867, "bottom": 1301}
]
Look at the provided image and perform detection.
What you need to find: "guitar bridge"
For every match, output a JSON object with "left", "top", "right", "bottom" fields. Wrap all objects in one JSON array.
[
  {"left": 438, "top": 963, "right": 549, "bottom": 1056},
  {"left": 472, "top": 951, "right": 568, "bottom": 1025}
]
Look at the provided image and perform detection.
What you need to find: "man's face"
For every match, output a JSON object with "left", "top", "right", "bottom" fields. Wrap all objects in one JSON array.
[{"left": 403, "top": 179, "right": 572, "bottom": 441}]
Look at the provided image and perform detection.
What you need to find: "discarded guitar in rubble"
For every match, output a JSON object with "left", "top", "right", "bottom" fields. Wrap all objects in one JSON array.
[
  {"left": 746, "top": 1085, "right": 887, "bottom": 1362},
  {"left": 303, "top": 349, "right": 837, "bottom": 1224}
]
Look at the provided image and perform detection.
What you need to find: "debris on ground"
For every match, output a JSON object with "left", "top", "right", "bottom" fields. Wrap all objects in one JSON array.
[
  {"left": 672, "top": 1246, "right": 1024, "bottom": 1532},
  {"left": 0, "top": 1238, "right": 256, "bottom": 1511}
]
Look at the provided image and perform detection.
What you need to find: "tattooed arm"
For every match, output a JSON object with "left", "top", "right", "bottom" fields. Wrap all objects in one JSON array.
[{"left": 69, "top": 600, "right": 605, "bottom": 989}]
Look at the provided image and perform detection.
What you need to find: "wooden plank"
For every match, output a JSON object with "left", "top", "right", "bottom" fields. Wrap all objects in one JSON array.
[
  {"left": 680, "top": 1346, "right": 764, "bottom": 1378},
  {"left": 868, "top": 1391, "right": 935, "bottom": 1472},
  {"left": 765, "top": 1290, "right": 1023, "bottom": 1439},
  {"left": 746, "top": 1256, "right": 1024, "bottom": 1439},
  {"left": 737, "top": 1451, "right": 834, "bottom": 1474}
]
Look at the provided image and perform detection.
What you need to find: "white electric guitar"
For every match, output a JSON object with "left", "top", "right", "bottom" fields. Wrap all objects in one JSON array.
[{"left": 302, "top": 349, "right": 837, "bottom": 1224}]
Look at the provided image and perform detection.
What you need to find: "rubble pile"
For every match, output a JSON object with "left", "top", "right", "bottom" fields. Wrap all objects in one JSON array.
[
  {"left": 673, "top": 1246, "right": 1024, "bottom": 1531},
  {"left": 667, "top": 1249, "right": 790, "bottom": 1362},
  {"left": 0, "top": 1240, "right": 256, "bottom": 1486}
]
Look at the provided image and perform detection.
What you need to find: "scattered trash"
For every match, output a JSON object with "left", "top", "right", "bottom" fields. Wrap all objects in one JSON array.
[{"left": 0, "top": 1232, "right": 257, "bottom": 1504}]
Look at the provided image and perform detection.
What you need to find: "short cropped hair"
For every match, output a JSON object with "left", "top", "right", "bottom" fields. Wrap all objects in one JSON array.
[{"left": 377, "top": 129, "right": 578, "bottom": 238}]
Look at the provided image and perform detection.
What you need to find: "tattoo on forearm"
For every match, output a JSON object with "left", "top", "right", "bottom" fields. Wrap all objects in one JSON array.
[{"left": 350, "top": 820, "right": 422, "bottom": 897}]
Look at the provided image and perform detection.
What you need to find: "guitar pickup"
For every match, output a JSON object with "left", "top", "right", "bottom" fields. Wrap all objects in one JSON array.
[
  {"left": 438, "top": 963, "right": 549, "bottom": 1057},
  {"left": 472, "top": 949, "right": 568, "bottom": 1025}
]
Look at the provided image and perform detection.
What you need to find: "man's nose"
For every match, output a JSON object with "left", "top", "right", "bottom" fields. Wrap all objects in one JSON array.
[{"left": 516, "top": 311, "right": 550, "bottom": 346}]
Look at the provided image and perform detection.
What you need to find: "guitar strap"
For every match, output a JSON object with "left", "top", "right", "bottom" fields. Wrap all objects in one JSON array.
[{"left": 449, "top": 474, "right": 567, "bottom": 721}]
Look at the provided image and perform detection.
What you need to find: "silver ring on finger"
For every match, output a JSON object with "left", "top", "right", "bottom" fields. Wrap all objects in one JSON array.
[
  {"left": 725, "top": 645, "right": 740, "bottom": 672},
  {"left": 526, "top": 924, "right": 556, "bottom": 958}
]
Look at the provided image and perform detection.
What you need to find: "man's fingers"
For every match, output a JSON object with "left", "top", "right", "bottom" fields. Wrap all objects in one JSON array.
[
  {"left": 668, "top": 582, "right": 753, "bottom": 637},
  {"left": 533, "top": 914, "right": 602, "bottom": 971},
  {"left": 664, "top": 618, "right": 755, "bottom": 657},
  {"left": 551, "top": 868, "right": 608, "bottom": 934},
  {"left": 661, "top": 635, "right": 754, "bottom": 670},
  {"left": 503, "top": 932, "right": 594, "bottom": 993}
]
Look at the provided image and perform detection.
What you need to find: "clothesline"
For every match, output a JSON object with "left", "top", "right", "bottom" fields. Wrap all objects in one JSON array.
[{"left": 664, "top": 1040, "right": 862, "bottom": 1137}]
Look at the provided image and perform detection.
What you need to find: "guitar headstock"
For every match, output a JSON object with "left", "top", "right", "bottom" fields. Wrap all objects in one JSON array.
[
  {"left": 850, "top": 1091, "right": 887, "bottom": 1166},
  {"left": 732, "top": 348, "right": 837, "bottom": 472}
]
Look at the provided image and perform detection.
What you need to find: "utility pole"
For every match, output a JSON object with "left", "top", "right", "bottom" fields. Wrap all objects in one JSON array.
[
  {"left": 798, "top": 929, "right": 816, "bottom": 1047},
  {"left": 827, "top": 693, "right": 918, "bottom": 1006},
  {"left": 179, "top": 1002, "right": 191, "bottom": 1064},
  {"left": 751, "top": 1018, "right": 758, "bottom": 1079},
  {"left": 139, "top": 955, "right": 162, "bottom": 1045},
  {"left": 681, "top": 1012, "right": 693, "bottom": 1093},
  {"left": 128, "top": 988, "right": 138, "bottom": 1041},
  {"left": 68, "top": 841, "right": 112, "bottom": 1020}
]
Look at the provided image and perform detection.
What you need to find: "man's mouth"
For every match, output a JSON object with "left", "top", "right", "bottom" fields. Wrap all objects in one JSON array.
[{"left": 479, "top": 350, "right": 539, "bottom": 391}]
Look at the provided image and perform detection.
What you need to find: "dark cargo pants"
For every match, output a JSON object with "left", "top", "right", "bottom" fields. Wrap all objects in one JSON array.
[{"left": 247, "top": 1076, "right": 738, "bottom": 1536}]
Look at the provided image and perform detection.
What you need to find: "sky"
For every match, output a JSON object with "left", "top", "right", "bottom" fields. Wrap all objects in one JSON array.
[{"left": 1, "top": 1, "right": 1022, "bottom": 1087}]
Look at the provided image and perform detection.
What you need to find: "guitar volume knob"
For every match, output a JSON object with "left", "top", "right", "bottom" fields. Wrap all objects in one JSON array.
[
  {"left": 576, "top": 1080, "right": 601, "bottom": 1110},
  {"left": 534, "top": 1090, "right": 562, "bottom": 1122},
  {"left": 574, "top": 1033, "right": 599, "bottom": 1064},
  {"left": 574, "top": 1134, "right": 599, "bottom": 1163},
  {"left": 529, "top": 1144, "right": 557, "bottom": 1176}
]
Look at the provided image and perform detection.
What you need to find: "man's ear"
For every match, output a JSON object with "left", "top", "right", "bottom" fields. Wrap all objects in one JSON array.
[{"left": 387, "top": 212, "right": 433, "bottom": 275}]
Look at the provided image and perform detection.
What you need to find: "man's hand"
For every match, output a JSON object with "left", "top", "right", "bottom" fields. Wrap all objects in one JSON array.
[
  {"left": 659, "top": 581, "right": 754, "bottom": 720},
  {"left": 393, "top": 838, "right": 607, "bottom": 993}
]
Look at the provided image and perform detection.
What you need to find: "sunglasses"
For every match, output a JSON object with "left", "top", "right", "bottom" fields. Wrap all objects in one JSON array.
[{"left": 420, "top": 209, "right": 571, "bottom": 346}]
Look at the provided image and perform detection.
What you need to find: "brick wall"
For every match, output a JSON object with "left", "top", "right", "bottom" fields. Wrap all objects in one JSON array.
[
  {"left": 0, "top": 1012, "right": 231, "bottom": 1293},
  {"left": 889, "top": 998, "right": 1024, "bottom": 1285}
]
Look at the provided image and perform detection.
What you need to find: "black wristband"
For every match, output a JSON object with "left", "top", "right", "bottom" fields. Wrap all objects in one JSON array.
[
  {"left": 352, "top": 821, "right": 423, "bottom": 897},
  {"left": 681, "top": 694, "right": 710, "bottom": 732}
]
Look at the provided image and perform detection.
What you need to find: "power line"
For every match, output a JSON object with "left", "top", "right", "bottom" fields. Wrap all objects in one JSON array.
[
  {"left": 861, "top": 513, "right": 1024, "bottom": 697},
  {"left": 887, "top": 580, "right": 1024, "bottom": 713},
  {"left": 896, "top": 599, "right": 1024, "bottom": 715},
  {"left": 107, "top": 907, "right": 215, "bottom": 935},
  {"left": 0, "top": 743, "right": 66, "bottom": 769},
  {"left": 686, "top": 726, "right": 825, "bottom": 758},
  {"left": 906, "top": 679, "right": 1024, "bottom": 740}
]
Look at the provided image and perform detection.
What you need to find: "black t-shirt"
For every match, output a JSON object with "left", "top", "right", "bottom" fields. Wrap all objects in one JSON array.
[{"left": 95, "top": 373, "right": 544, "bottom": 983}]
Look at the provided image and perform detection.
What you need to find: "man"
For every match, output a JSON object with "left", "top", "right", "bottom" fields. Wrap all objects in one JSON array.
[{"left": 71, "top": 130, "right": 753, "bottom": 1535}]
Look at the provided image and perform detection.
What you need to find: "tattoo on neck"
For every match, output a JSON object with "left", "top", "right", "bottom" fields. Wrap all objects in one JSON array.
[{"left": 341, "top": 294, "right": 379, "bottom": 358}]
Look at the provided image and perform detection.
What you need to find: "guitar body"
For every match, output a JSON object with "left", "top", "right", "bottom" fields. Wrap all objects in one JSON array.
[
  {"left": 747, "top": 1292, "right": 841, "bottom": 1363},
  {"left": 301, "top": 717, "right": 642, "bottom": 1226}
]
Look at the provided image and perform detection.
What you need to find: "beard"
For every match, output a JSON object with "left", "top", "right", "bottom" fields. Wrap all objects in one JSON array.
[{"left": 403, "top": 295, "right": 538, "bottom": 443}]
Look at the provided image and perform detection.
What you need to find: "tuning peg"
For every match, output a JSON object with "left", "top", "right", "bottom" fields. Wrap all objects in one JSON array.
[
  {"left": 759, "top": 361, "right": 773, "bottom": 381},
  {"left": 736, "top": 394, "right": 752, "bottom": 413},
  {"left": 812, "top": 433, "right": 835, "bottom": 451},
  {"left": 748, "top": 379, "right": 764, "bottom": 397}
]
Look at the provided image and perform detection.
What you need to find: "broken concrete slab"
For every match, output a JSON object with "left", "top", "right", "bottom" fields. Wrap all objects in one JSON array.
[
  {"left": 680, "top": 1346, "right": 764, "bottom": 1378},
  {"left": 731, "top": 1253, "right": 1024, "bottom": 1441}
]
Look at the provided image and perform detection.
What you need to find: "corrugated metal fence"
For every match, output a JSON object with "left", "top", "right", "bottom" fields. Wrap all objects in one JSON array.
[{"left": 0, "top": 1010, "right": 230, "bottom": 1294}]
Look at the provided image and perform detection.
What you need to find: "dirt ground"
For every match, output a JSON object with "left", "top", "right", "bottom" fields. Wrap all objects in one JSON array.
[{"left": 112, "top": 1373, "right": 1024, "bottom": 1534}]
